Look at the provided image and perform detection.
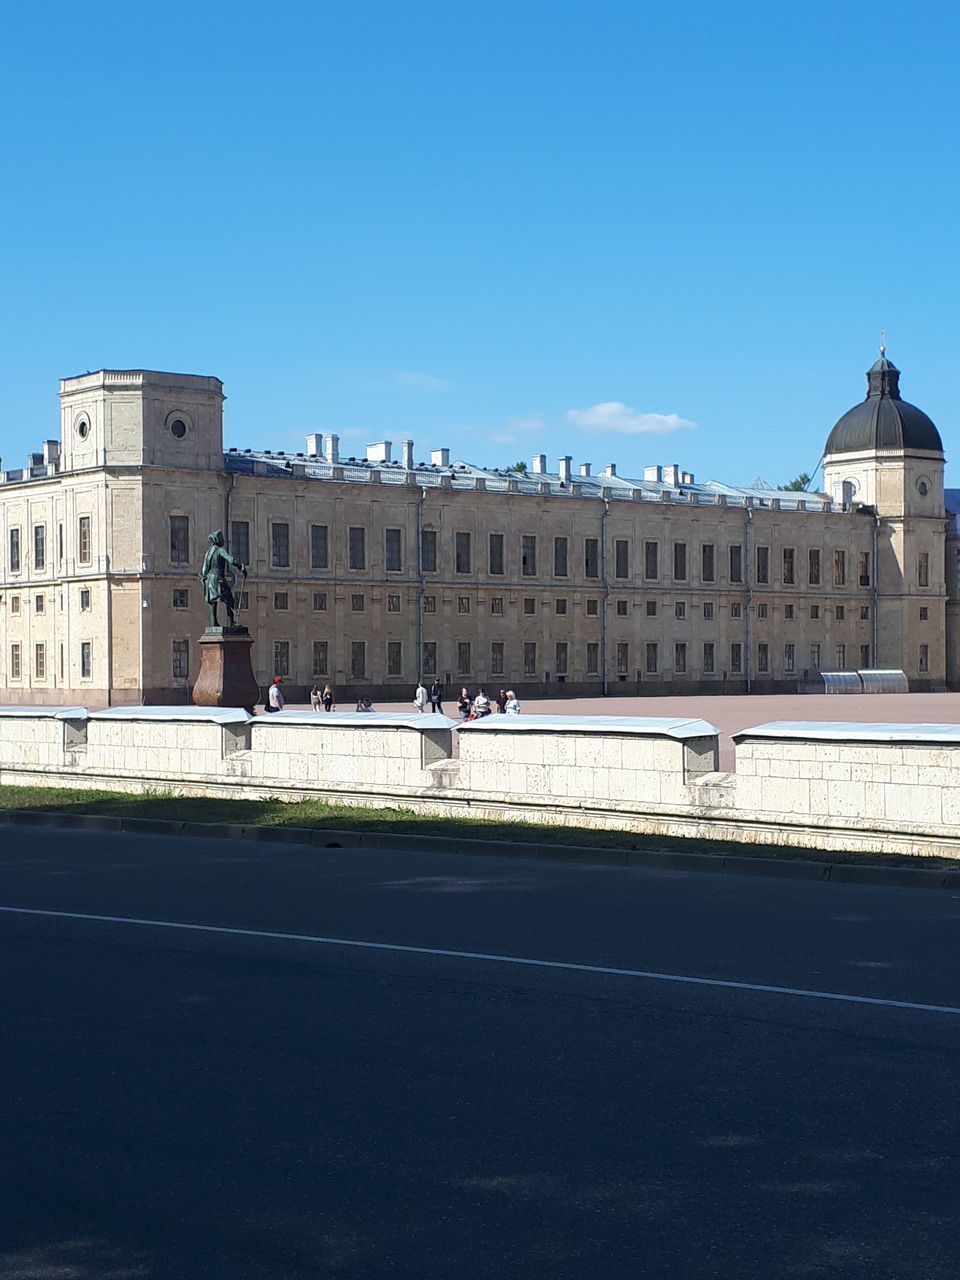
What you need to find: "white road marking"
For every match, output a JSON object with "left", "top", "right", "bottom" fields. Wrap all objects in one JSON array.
[{"left": 0, "top": 903, "right": 958, "bottom": 1016}]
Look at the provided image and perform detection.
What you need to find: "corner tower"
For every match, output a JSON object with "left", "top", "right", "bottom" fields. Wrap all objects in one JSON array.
[{"left": 823, "top": 350, "right": 946, "bottom": 685}]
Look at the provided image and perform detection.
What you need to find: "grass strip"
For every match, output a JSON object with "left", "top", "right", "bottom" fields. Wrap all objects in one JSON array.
[{"left": 0, "top": 784, "right": 957, "bottom": 870}]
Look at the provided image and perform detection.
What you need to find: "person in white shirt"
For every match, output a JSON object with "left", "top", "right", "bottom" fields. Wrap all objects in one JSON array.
[
  {"left": 472, "top": 688, "right": 491, "bottom": 717},
  {"left": 504, "top": 691, "right": 520, "bottom": 715},
  {"left": 413, "top": 681, "right": 428, "bottom": 713},
  {"left": 267, "top": 677, "right": 284, "bottom": 712}
]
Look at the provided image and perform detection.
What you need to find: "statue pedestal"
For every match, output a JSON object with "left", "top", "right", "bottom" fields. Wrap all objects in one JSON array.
[{"left": 192, "top": 628, "right": 259, "bottom": 713}]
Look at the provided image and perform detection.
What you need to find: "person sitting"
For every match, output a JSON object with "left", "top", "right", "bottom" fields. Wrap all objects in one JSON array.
[{"left": 356, "top": 696, "right": 374, "bottom": 712}]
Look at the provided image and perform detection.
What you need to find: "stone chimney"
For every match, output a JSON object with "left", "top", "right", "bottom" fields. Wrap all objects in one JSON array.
[
  {"left": 558, "top": 456, "right": 572, "bottom": 483},
  {"left": 603, "top": 462, "right": 617, "bottom": 478},
  {"left": 579, "top": 462, "right": 591, "bottom": 477},
  {"left": 325, "top": 434, "right": 340, "bottom": 464},
  {"left": 305, "top": 433, "right": 323, "bottom": 457},
  {"left": 532, "top": 453, "right": 547, "bottom": 474},
  {"left": 366, "top": 440, "right": 392, "bottom": 464},
  {"left": 401, "top": 439, "right": 414, "bottom": 468},
  {"left": 643, "top": 465, "right": 662, "bottom": 483},
  {"left": 431, "top": 448, "right": 449, "bottom": 467}
]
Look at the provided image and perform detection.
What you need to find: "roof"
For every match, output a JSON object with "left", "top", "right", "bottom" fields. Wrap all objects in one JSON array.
[{"left": 825, "top": 353, "right": 943, "bottom": 456}]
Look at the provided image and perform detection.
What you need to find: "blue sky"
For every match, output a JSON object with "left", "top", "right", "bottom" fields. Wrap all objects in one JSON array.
[{"left": 3, "top": 1, "right": 958, "bottom": 488}]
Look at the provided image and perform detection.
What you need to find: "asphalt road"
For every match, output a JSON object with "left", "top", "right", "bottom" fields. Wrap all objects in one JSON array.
[{"left": 1, "top": 829, "right": 958, "bottom": 1279}]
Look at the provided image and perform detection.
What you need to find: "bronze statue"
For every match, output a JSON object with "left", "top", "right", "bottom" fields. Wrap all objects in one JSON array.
[{"left": 199, "top": 530, "right": 246, "bottom": 628}]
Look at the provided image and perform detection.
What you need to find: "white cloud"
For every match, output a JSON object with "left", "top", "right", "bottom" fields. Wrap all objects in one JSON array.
[
  {"left": 565, "top": 402, "right": 697, "bottom": 436},
  {"left": 479, "top": 413, "right": 547, "bottom": 446},
  {"left": 393, "top": 370, "right": 452, "bottom": 392}
]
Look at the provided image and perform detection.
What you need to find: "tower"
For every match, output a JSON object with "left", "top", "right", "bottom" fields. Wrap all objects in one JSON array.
[{"left": 822, "top": 351, "right": 945, "bottom": 685}]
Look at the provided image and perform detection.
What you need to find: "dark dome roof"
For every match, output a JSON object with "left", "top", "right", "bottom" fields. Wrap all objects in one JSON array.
[{"left": 825, "top": 354, "right": 942, "bottom": 456}]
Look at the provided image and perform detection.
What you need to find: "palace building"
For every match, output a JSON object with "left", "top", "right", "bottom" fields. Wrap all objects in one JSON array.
[{"left": 0, "top": 354, "right": 953, "bottom": 705}]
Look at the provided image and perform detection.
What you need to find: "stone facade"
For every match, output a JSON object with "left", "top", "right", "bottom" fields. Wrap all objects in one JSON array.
[{"left": 0, "top": 360, "right": 953, "bottom": 705}]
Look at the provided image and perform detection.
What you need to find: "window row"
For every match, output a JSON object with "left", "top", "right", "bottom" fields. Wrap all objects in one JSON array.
[
  {"left": 5, "top": 518, "right": 92, "bottom": 573},
  {"left": 8, "top": 640, "right": 92, "bottom": 680}
]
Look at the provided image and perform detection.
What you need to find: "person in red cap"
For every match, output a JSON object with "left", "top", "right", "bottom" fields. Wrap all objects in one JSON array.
[{"left": 266, "top": 676, "right": 285, "bottom": 713}]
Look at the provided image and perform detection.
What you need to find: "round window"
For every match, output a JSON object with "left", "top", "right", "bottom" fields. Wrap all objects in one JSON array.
[
  {"left": 170, "top": 419, "right": 187, "bottom": 439},
  {"left": 918, "top": 479, "right": 930, "bottom": 496},
  {"left": 77, "top": 419, "right": 89, "bottom": 439}
]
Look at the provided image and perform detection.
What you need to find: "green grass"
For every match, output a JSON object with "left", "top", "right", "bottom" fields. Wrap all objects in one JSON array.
[{"left": 0, "top": 783, "right": 958, "bottom": 870}]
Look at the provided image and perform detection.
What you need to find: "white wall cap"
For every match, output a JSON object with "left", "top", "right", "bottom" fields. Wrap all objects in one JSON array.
[
  {"left": 257, "top": 711, "right": 457, "bottom": 729},
  {"left": 458, "top": 714, "right": 718, "bottom": 740},
  {"left": 0, "top": 706, "right": 89, "bottom": 720},
  {"left": 733, "top": 720, "right": 960, "bottom": 744},
  {"left": 91, "top": 706, "right": 252, "bottom": 726}
]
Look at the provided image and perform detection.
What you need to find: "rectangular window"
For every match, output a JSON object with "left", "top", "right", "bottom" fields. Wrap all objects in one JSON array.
[
  {"left": 169, "top": 516, "right": 189, "bottom": 564},
  {"left": 310, "top": 524, "right": 328, "bottom": 570},
  {"left": 554, "top": 536, "right": 568, "bottom": 577},
  {"left": 730, "top": 642, "right": 743, "bottom": 674},
  {"left": 172, "top": 588, "right": 188, "bottom": 609},
  {"left": 555, "top": 598, "right": 567, "bottom": 615},
  {"left": 810, "top": 643, "right": 821, "bottom": 669},
  {"left": 614, "top": 540, "right": 629, "bottom": 579},
  {"left": 33, "top": 525, "right": 46, "bottom": 571},
  {"left": 347, "top": 527, "right": 365, "bottom": 571},
  {"left": 833, "top": 549, "right": 846, "bottom": 587},
  {"left": 810, "top": 604, "right": 820, "bottom": 619},
  {"left": 57, "top": 524, "right": 63, "bottom": 564},
  {"left": 386, "top": 641, "right": 402, "bottom": 676},
  {"left": 273, "top": 640, "right": 290, "bottom": 677},
  {"left": 645, "top": 642, "right": 658, "bottom": 674},
  {"left": 919, "top": 606, "right": 928, "bottom": 621},
  {"left": 860, "top": 644, "right": 872, "bottom": 667},
  {"left": 274, "top": 592, "right": 289, "bottom": 611},
  {"left": 555, "top": 642, "right": 568, "bottom": 674},
  {"left": 312, "top": 641, "right": 328, "bottom": 675},
  {"left": 490, "top": 642, "right": 504, "bottom": 674},
  {"left": 586, "top": 642, "right": 599, "bottom": 675},
  {"left": 488, "top": 533, "right": 504, "bottom": 575},
  {"left": 835, "top": 605, "right": 845, "bottom": 621},
  {"left": 782, "top": 547, "right": 795, "bottom": 585},
  {"left": 756, "top": 545, "right": 769, "bottom": 584},
  {"left": 784, "top": 603, "right": 794, "bottom": 620},
  {"left": 421, "top": 529, "right": 438, "bottom": 573},
  {"left": 271, "top": 522, "right": 290, "bottom": 568},
  {"left": 351, "top": 594, "right": 364, "bottom": 612},
  {"left": 231, "top": 521, "right": 250, "bottom": 565},
  {"left": 701, "top": 543, "right": 715, "bottom": 583},
  {"left": 523, "top": 598, "right": 535, "bottom": 615},
  {"left": 455, "top": 531, "right": 471, "bottom": 574},
  {"left": 385, "top": 528, "right": 402, "bottom": 572},
  {"left": 808, "top": 548, "right": 821, "bottom": 585},
  {"left": 757, "top": 642, "right": 769, "bottom": 674},
  {"left": 861, "top": 605, "right": 871, "bottom": 620},
  {"left": 457, "top": 641, "right": 471, "bottom": 674},
  {"left": 644, "top": 541, "right": 659, "bottom": 580},
  {"left": 729, "top": 544, "right": 742, "bottom": 583},
  {"left": 784, "top": 643, "right": 795, "bottom": 673},
  {"left": 585, "top": 538, "right": 600, "bottom": 579},
  {"left": 422, "top": 642, "right": 437, "bottom": 675},
  {"left": 172, "top": 639, "right": 189, "bottom": 679},
  {"left": 490, "top": 597, "right": 503, "bottom": 615},
  {"left": 674, "top": 642, "right": 686, "bottom": 674},
  {"left": 731, "top": 602, "right": 742, "bottom": 618},
  {"left": 521, "top": 535, "right": 537, "bottom": 576},
  {"left": 675, "top": 601, "right": 686, "bottom": 619},
  {"left": 673, "top": 542, "right": 687, "bottom": 581},
  {"left": 35, "top": 643, "right": 46, "bottom": 679},
  {"left": 10, "top": 643, "right": 21, "bottom": 679},
  {"left": 350, "top": 641, "right": 365, "bottom": 679},
  {"left": 586, "top": 599, "right": 599, "bottom": 617},
  {"left": 918, "top": 552, "right": 930, "bottom": 587},
  {"left": 8, "top": 528, "right": 20, "bottom": 574},
  {"left": 757, "top": 603, "right": 768, "bottom": 619},
  {"left": 80, "top": 589, "right": 90, "bottom": 611},
  {"left": 81, "top": 641, "right": 92, "bottom": 680},
  {"left": 387, "top": 594, "right": 400, "bottom": 613},
  {"left": 616, "top": 599, "right": 628, "bottom": 617},
  {"left": 703, "top": 642, "right": 715, "bottom": 673},
  {"left": 313, "top": 592, "right": 327, "bottom": 611},
  {"left": 423, "top": 594, "right": 436, "bottom": 613},
  {"left": 523, "top": 642, "right": 537, "bottom": 676},
  {"left": 646, "top": 600, "right": 657, "bottom": 617},
  {"left": 702, "top": 601, "right": 714, "bottom": 620},
  {"left": 858, "top": 551, "right": 871, "bottom": 586},
  {"left": 34, "top": 594, "right": 44, "bottom": 614},
  {"left": 458, "top": 596, "right": 470, "bottom": 614},
  {"left": 616, "top": 642, "right": 629, "bottom": 675},
  {"left": 835, "top": 643, "right": 846, "bottom": 669}
]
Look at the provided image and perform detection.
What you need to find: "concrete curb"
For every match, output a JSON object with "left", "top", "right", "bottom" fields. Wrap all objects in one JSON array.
[{"left": 0, "top": 808, "right": 958, "bottom": 889}]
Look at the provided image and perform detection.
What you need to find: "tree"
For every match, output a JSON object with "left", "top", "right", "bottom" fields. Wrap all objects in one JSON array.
[
  {"left": 778, "top": 472, "right": 811, "bottom": 492},
  {"left": 506, "top": 460, "right": 528, "bottom": 474}
]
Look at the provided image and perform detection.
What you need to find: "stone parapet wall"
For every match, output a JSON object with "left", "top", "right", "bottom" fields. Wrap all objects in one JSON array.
[{"left": 2, "top": 708, "right": 960, "bottom": 857}]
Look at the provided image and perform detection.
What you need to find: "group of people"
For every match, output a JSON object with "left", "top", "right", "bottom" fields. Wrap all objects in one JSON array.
[
  {"left": 456, "top": 686, "right": 520, "bottom": 719},
  {"left": 413, "top": 681, "right": 446, "bottom": 714},
  {"left": 309, "top": 684, "right": 337, "bottom": 712}
]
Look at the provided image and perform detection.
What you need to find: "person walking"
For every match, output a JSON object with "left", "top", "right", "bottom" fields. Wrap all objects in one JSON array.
[
  {"left": 310, "top": 685, "right": 321, "bottom": 712},
  {"left": 457, "top": 687, "right": 471, "bottom": 721},
  {"left": 495, "top": 688, "right": 508, "bottom": 714},
  {"left": 413, "top": 681, "right": 428, "bottom": 713},
  {"left": 266, "top": 677, "right": 284, "bottom": 713},
  {"left": 429, "top": 680, "right": 444, "bottom": 715},
  {"left": 321, "top": 684, "right": 335, "bottom": 712}
]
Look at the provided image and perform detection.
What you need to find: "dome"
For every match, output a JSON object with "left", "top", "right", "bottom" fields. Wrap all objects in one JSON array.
[{"left": 825, "top": 353, "right": 943, "bottom": 456}]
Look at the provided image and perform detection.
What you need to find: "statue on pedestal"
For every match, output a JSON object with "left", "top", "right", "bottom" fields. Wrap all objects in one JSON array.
[{"left": 199, "top": 530, "right": 246, "bottom": 629}]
